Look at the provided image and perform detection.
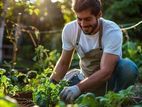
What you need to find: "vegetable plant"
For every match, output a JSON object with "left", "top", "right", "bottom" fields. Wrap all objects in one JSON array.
[{"left": 33, "top": 78, "right": 68, "bottom": 107}]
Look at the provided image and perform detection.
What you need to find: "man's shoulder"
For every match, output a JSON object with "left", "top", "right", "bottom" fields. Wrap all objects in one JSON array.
[
  {"left": 64, "top": 20, "right": 78, "bottom": 29},
  {"left": 101, "top": 18, "right": 122, "bottom": 40},
  {"left": 101, "top": 18, "right": 121, "bottom": 30},
  {"left": 63, "top": 20, "right": 78, "bottom": 33}
]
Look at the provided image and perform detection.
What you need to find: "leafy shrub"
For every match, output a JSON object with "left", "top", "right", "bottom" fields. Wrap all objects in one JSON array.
[{"left": 33, "top": 78, "right": 68, "bottom": 107}]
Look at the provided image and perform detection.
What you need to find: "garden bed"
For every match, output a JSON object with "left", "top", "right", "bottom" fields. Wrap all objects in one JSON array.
[{"left": 12, "top": 91, "right": 34, "bottom": 107}]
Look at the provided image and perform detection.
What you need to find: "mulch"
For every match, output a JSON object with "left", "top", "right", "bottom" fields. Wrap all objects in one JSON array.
[{"left": 11, "top": 91, "right": 34, "bottom": 107}]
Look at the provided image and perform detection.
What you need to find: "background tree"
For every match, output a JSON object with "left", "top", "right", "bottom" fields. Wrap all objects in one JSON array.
[
  {"left": 102, "top": 0, "right": 142, "bottom": 40},
  {"left": 0, "top": 0, "right": 141, "bottom": 69},
  {"left": 0, "top": 0, "right": 8, "bottom": 63}
]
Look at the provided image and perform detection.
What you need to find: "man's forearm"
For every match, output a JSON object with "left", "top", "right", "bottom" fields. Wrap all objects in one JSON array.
[
  {"left": 77, "top": 69, "right": 112, "bottom": 92},
  {"left": 50, "top": 60, "right": 70, "bottom": 82},
  {"left": 50, "top": 49, "right": 74, "bottom": 82}
]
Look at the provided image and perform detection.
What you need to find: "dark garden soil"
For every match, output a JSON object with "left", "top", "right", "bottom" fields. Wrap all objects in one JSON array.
[{"left": 12, "top": 91, "right": 34, "bottom": 107}]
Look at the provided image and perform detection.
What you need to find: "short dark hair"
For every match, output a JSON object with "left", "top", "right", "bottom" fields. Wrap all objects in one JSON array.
[{"left": 72, "top": 0, "right": 102, "bottom": 16}]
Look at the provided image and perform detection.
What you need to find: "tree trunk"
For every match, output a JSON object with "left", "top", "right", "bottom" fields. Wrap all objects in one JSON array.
[{"left": 0, "top": 0, "right": 8, "bottom": 63}]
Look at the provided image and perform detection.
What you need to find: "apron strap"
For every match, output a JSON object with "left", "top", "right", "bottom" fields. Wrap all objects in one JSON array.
[
  {"left": 76, "top": 26, "right": 81, "bottom": 46},
  {"left": 76, "top": 20, "right": 103, "bottom": 49},
  {"left": 98, "top": 19, "right": 108, "bottom": 94},
  {"left": 99, "top": 19, "right": 103, "bottom": 49},
  {"left": 76, "top": 26, "right": 85, "bottom": 57}
]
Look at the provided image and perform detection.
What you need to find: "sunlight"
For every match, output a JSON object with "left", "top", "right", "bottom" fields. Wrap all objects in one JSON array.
[
  {"left": 51, "top": 0, "right": 64, "bottom": 3},
  {"left": 51, "top": 0, "right": 58, "bottom": 3},
  {"left": 15, "top": 0, "right": 64, "bottom": 3},
  {"left": 15, "top": 0, "right": 36, "bottom": 3},
  {"left": 30, "top": 0, "right": 36, "bottom": 3}
]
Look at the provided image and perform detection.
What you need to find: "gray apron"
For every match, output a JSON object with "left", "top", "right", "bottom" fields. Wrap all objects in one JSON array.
[
  {"left": 75, "top": 20, "right": 107, "bottom": 95},
  {"left": 76, "top": 20, "right": 103, "bottom": 77}
]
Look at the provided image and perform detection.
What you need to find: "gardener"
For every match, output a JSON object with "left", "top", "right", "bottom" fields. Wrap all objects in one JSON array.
[{"left": 50, "top": 0, "right": 138, "bottom": 103}]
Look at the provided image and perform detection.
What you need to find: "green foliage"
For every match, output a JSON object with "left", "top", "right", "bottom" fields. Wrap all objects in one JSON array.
[
  {"left": 32, "top": 45, "right": 60, "bottom": 73},
  {"left": 0, "top": 66, "right": 37, "bottom": 96},
  {"left": 25, "top": 3, "right": 40, "bottom": 15},
  {"left": 56, "top": 102, "right": 79, "bottom": 107},
  {"left": 0, "top": 96, "right": 18, "bottom": 107},
  {"left": 130, "top": 83, "right": 142, "bottom": 99},
  {"left": 1, "top": 1, "right": 142, "bottom": 107},
  {"left": 0, "top": 68, "right": 6, "bottom": 75},
  {"left": 123, "top": 41, "right": 142, "bottom": 67},
  {"left": 71, "top": 53, "right": 80, "bottom": 69},
  {"left": 6, "top": 0, "right": 40, "bottom": 19},
  {"left": 0, "top": 1, "right": 3, "bottom": 14},
  {"left": 56, "top": 101, "right": 66, "bottom": 107},
  {"left": 98, "top": 84, "right": 142, "bottom": 106},
  {"left": 32, "top": 45, "right": 49, "bottom": 72},
  {"left": 75, "top": 93, "right": 100, "bottom": 107},
  {"left": 0, "top": 68, "right": 20, "bottom": 96},
  {"left": 1, "top": 62, "right": 29, "bottom": 87},
  {"left": 33, "top": 78, "right": 68, "bottom": 107},
  {"left": 59, "top": 0, "right": 76, "bottom": 23},
  {"left": 96, "top": 86, "right": 134, "bottom": 107},
  {"left": 27, "top": 70, "right": 37, "bottom": 79},
  {"left": 72, "top": 85, "right": 142, "bottom": 107},
  {"left": 104, "top": 0, "right": 142, "bottom": 23},
  {"left": 122, "top": 41, "right": 142, "bottom": 80},
  {"left": 22, "top": 68, "right": 52, "bottom": 92},
  {"left": 0, "top": 68, "right": 21, "bottom": 96},
  {"left": 48, "top": 50, "right": 60, "bottom": 67}
]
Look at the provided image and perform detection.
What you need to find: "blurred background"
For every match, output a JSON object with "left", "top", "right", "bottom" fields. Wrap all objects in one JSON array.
[{"left": 0, "top": 0, "right": 142, "bottom": 72}]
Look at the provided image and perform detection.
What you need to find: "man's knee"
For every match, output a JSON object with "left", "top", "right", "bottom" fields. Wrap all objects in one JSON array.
[
  {"left": 116, "top": 58, "right": 138, "bottom": 81},
  {"left": 63, "top": 69, "right": 85, "bottom": 86}
]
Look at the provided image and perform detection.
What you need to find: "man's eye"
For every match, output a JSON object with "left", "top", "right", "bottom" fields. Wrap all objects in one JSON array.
[
  {"left": 85, "top": 18, "right": 91, "bottom": 21},
  {"left": 77, "top": 18, "right": 82, "bottom": 21}
]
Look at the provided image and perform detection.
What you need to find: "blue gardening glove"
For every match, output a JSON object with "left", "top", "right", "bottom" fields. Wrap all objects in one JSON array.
[{"left": 60, "top": 85, "right": 81, "bottom": 103}]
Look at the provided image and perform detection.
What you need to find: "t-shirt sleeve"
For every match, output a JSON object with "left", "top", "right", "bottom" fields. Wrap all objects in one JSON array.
[
  {"left": 103, "top": 28, "right": 123, "bottom": 56},
  {"left": 62, "top": 24, "right": 74, "bottom": 51}
]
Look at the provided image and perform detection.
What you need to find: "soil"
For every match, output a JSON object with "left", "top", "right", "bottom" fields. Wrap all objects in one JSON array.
[{"left": 12, "top": 91, "right": 34, "bottom": 107}]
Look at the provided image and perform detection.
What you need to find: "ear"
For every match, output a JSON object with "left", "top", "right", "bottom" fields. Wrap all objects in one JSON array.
[{"left": 96, "top": 11, "right": 102, "bottom": 19}]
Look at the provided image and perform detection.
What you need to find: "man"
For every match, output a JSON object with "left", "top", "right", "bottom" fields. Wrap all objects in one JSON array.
[{"left": 50, "top": 0, "right": 138, "bottom": 103}]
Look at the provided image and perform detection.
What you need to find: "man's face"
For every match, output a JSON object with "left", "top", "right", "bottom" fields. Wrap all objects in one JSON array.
[{"left": 76, "top": 9, "right": 98, "bottom": 35}]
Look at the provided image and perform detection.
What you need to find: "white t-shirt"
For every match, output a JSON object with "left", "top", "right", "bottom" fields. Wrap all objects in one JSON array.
[{"left": 62, "top": 18, "right": 123, "bottom": 57}]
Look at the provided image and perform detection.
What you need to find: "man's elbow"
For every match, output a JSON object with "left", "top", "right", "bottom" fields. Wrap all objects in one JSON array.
[{"left": 101, "top": 68, "right": 113, "bottom": 81}]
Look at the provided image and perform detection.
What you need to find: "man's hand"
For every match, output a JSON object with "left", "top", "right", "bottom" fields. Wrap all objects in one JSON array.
[
  {"left": 60, "top": 85, "right": 81, "bottom": 103},
  {"left": 49, "top": 78, "right": 58, "bottom": 84}
]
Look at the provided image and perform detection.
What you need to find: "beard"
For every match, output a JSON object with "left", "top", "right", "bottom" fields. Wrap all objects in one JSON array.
[{"left": 79, "top": 20, "right": 98, "bottom": 35}]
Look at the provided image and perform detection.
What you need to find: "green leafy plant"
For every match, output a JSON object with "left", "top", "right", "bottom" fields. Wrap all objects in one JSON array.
[
  {"left": 33, "top": 78, "right": 68, "bottom": 107},
  {"left": 0, "top": 67, "right": 31, "bottom": 96},
  {"left": 0, "top": 68, "right": 20, "bottom": 96},
  {"left": 0, "top": 96, "right": 18, "bottom": 107},
  {"left": 96, "top": 85, "right": 139, "bottom": 107},
  {"left": 32, "top": 45, "right": 49, "bottom": 73},
  {"left": 75, "top": 92, "right": 100, "bottom": 107},
  {"left": 32, "top": 45, "right": 60, "bottom": 74}
]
